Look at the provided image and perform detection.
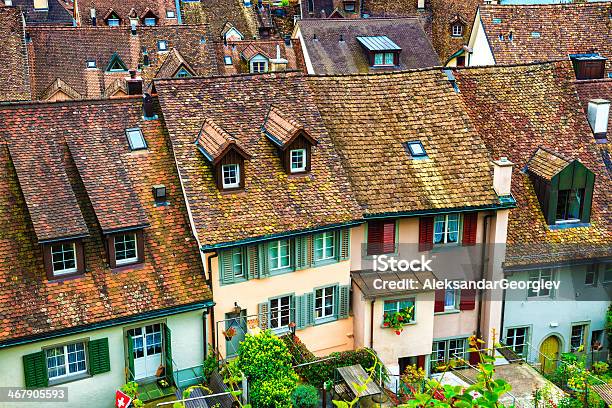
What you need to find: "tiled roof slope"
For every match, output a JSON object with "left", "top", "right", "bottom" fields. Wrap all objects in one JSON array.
[
  {"left": 306, "top": 69, "right": 499, "bottom": 216},
  {"left": 575, "top": 78, "right": 612, "bottom": 142},
  {"left": 478, "top": 2, "right": 612, "bottom": 75},
  {"left": 78, "top": 0, "right": 178, "bottom": 26},
  {"left": 27, "top": 25, "right": 218, "bottom": 100},
  {"left": 297, "top": 18, "right": 440, "bottom": 74},
  {"left": 11, "top": 0, "right": 73, "bottom": 24},
  {"left": 526, "top": 147, "right": 571, "bottom": 181},
  {"left": 0, "top": 7, "right": 31, "bottom": 102},
  {"left": 454, "top": 62, "right": 612, "bottom": 267},
  {"left": 155, "top": 72, "right": 362, "bottom": 247},
  {"left": 217, "top": 39, "right": 305, "bottom": 75},
  {"left": 181, "top": 0, "right": 258, "bottom": 39},
  {"left": 0, "top": 98, "right": 211, "bottom": 344}
]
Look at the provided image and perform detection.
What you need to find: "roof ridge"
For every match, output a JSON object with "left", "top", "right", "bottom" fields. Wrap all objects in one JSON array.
[{"left": 0, "top": 94, "right": 142, "bottom": 110}]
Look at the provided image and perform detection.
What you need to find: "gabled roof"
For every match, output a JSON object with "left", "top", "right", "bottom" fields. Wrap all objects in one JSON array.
[
  {"left": 182, "top": 0, "right": 257, "bottom": 40},
  {"left": 454, "top": 61, "right": 611, "bottom": 267},
  {"left": 79, "top": 0, "right": 177, "bottom": 26},
  {"left": 11, "top": 0, "right": 73, "bottom": 25},
  {"left": 526, "top": 147, "right": 572, "bottom": 181},
  {"left": 221, "top": 21, "right": 244, "bottom": 40},
  {"left": 155, "top": 48, "right": 196, "bottom": 79},
  {"left": 297, "top": 18, "right": 440, "bottom": 74},
  {"left": 217, "top": 39, "right": 306, "bottom": 75},
  {"left": 240, "top": 43, "right": 270, "bottom": 60},
  {"left": 0, "top": 7, "right": 31, "bottom": 102},
  {"left": 0, "top": 97, "right": 212, "bottom": 345},
  {"left": 40, "top": 77, "right": 83, "bottom": 100},
  {"left": 155, "top": 73, "right": 362, "bottom": 248},
  {"left": 262, "top": 105, "right": 317, "bottom": 149},
  {"left": 478, "top": 2, "right": 612, "bottom": 75},
  {"left": 195, "top": 119, "right": 252, "bottom": 165},
  {"left": 307, "top": 69, "right": 500, "bottom": 216}
]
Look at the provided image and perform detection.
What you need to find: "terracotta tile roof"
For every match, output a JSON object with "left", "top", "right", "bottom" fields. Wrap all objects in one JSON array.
[
  {"left": 11, "top": 0, "right": 73, "bottom": 24},
  {"left": 263, "top": 105, "right": 315, "bottom": 148},
  {"left": 78, "top": 0, "right": 178, "bottom": 26},
  {"left": 155, "top": 72, "right": 362, "bottom": 247},
  {"left": 526, "top": 147, "right": 571, "bottom": 181},
  {"left": 217, "top": 39, "right": 305, "bottom": 75},
  {"left": 300, "top": 0, "right": 334, "bottom": 18},
  {"left": 575, "top": 78, "right": 612, "bottom": 143},
  {"left": 306, "top": 69, "right": 500, "bottom": 216},
  {"left": 478, "top": 2, "right": 612, "bottom": 75},
  {"left": 0, "top": 97, "right": 211, "bottom": 344},
  {"left": 297, "top": 18, "right": 440, "bottom": 74},
  {"left": 454, "top": 61, "right": 612, "bottom": 267},
  {"left": 155, "top": 48, "right": 196, "bottom": 79},
  {"left": 241, "top": 43, "right": 269, "bottom": 60},
  {"left": 0, "top": 7, "right": 31, "bottom": 102},
  {"left": 195, "top": 119, "right": 252, "bottom": 164},
  {"left": 26, "top": 25, "right": 218, "bottom": 100},
  {"left": 181, "top": 0, "right": 258, "bottom": 40}
]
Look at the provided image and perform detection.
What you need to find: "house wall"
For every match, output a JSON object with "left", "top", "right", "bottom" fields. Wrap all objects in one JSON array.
[
  {"left": 503, "top": 264, "right": 610, "bottom": 363},
  {"left": 467, "top": 14, "right": 495, "bottom": 67},
  {"left": 0, "top": 309, "right": 205, "bottom": 408}
]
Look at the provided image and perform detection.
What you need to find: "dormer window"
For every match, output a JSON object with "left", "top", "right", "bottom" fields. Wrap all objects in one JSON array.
[
  {"left": 241, "top": 44, "right": 270, "bottom": 73},
  {"left": 290, "top": 149, "right": 307, "bottom": 173},
  {"left": 158, "top": 40, "right": 168, "bottom": 52},
  {"left": 451, "top": 23, "right": 463, "bottom": 37},
  {"left": 263, "top": 106, "right": 318, "bottom": 175},
  {"left": 356, "top": 36, "right": 401, "bottom": 68},
  {"left": 343, "top": 0, "right": 356, "bottom": 12},
  {"left": 107, "top": 230, "right": 144, "bottom": 268},
  {"left": 222, "top": 164, "right": 240, "bottom": 188},
  {"left": 570, "top": 54, "right": 606, "bottom": 80},
  {"left": 252, "top": 59, "right": 268, "bottom": 73},
  {"left": 43, "top": 240, "right": 85, "bottom": 279},
  {"left": 526, "top": 147, "right": 595, "bottom": 227},
  {"left": 144, "top": 17, "right": 156, "bottom": 26},
  {"left": 106, "top": 53, "right": 128, "bottom": 72},
  {"left": 105, "top": 11, "right": 121, "bottom": 26}
]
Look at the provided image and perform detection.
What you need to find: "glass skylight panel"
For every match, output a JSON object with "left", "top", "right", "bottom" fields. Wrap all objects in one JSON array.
[
  {"left": 406, "top": 141, "right": 426, "bottom": 157},
  {"left": 126, "top": 128, "right": 147, "bottom": 151}
]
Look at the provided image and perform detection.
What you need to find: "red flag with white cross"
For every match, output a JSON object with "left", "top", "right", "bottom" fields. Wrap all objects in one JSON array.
[{"left": 115, "top": 390, "right": 132, "bottom": 408}]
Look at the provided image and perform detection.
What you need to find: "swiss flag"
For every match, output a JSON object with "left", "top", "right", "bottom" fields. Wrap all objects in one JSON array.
[{"left": 115, "top": 390, "right": 132, "bottom": 408}]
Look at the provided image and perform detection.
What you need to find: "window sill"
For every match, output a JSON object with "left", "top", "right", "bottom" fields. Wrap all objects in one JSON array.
[
  {"left": 269, "top": 267, "right": 294, "bottom": 277},
  {"left": 49, "top": 372, "right": 91, "bottom": 386},
  {"left": 548, "top": 222, "right": 590, "bottom": 230},
  {"left": 434, "top": 309, "right": 461, "bottom": 316},
  {"left": 47, "top": 271, "right": 84, "bottom": 282},
  {"left": 314, "top": 316, "right": 338, "bottom": 326},
  {"left": 312, "top": 258, "right": 338, "bottom": 268},
  {"left": 380, "top": 321, "right": 416, "bottom": 329}
]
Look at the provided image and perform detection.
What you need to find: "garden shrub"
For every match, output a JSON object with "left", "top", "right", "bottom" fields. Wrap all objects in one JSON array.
[
  {"left": 591, "top": 361, "right": 608, "bottom": 375},
  {"left": 291, "top": 384, "right": 319, "bottom": 408},
  {"left": 249, "top": 375, "right": 298, "bottom": 408}
]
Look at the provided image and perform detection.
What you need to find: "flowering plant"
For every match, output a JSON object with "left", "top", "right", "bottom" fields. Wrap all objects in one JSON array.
[
  {"left": 383, "top": 306, "right": 414, "bottom": 335},
  {"left": 223, "top": 327, "right": 237, "bottom": 340}
]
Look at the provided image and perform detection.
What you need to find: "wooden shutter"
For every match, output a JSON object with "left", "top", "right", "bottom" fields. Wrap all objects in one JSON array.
[
  {"left": 219, "top": 250, "right": 235, "bottom": 285},
  {"left": 258, "top": 302, "right": 269, "bottom": 329},
  {"left": 337, "top": 229, "right": 350, "bottom": 261},
  {"left": 462, "top": 213, "right": 478, "bottom": 246},
  {"left": 247, "top": 245, "right": 259, "bottom": 280},
  {"left": 305, "top": 292, "right": 315, "bottom": 326},
  {"left": 127, "top": 335, "right": 135, "bottom": 381},
  {"left": 88, "top": 338, "right": 111, "bottom": 375},
  {"left": 295, "top": 295, "right": 306, "bottom": 329},
  {"left": 418, "top": 217, "right": 434, "bottom": 252},
  {"left": 434, "top": 289, "right": 445, "bottom": 313},
  {"left": 164, "top": 324, "right": 173, "bottom": 385},
  {"left": 258, "top": 243, "right": 270, "bottom": 278},
  {"left": 338, "top": 285, "right": 351, "bottom": 319},
  {"left": 367, "top": 220, "right": 395, "bottom": 255},
  {"left": 459, "top": 288, "right": 476, "bottom": 311},
  {"left": 23, "top": 351, "right": 48, "bottom": 388},
  {"left": 295, "top": 236, "right": 309, "bottom": 270}
]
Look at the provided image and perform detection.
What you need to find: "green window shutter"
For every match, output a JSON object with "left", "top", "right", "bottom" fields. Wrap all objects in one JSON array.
[
  {"left": 305, "top": 292, "right": 315, "bottom": 326},
  {"left": 23, "top": 351, "right": 48, "bottom": 388},
  {"left": 295, "top": 236, "right": 309, "bottom": 270},
  {"left": 258, "top": 302, "right": 269, "bottom": 329},
  {"left": 219, "top": 250, "right": 235, "bottom": 285},
  {"left": 258, "top": 243, "right": 270, "bottom": 278},
  {"left": 164, "top": 324, "right": 173, "bottom": 385},
  {"left": 246, "top": 245, "right": 259, "bottom": 280},
  {"left": 581, "top": 171, "right": 595, "bottom": 223},
  {"left": 88, "top": 338, "right": 111, "bottom": 375},
  {"left": 127, "top": 335, "right": 135, "bottom": 381},
  {"left": 295, "top": 295, "right": 305, "bottom": 329},
  {"left": 337, "top": 229, "right": 350, "bottom": 261},
  {"left": 338, "top": 285, "right": 351, "bottom": 319}
]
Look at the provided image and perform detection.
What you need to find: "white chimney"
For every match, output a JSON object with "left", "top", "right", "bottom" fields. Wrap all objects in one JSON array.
[
  {"left": 492, "top": 157, "right": 513, "bottom": 196},
  {"left": 4, "top": 0, "right": 13, "bottom": 6},
  {"left": 417, "top": 0, "right": 425, "bottom": 9},
  {"left": 33, "top": 0, "right": 48, "bottom": 10},
  {"left": 587, "top": 99, "right": 610, "bottom": 142},
  {"left": 270, "top": 43, "right": 289, "bottom": 72}
]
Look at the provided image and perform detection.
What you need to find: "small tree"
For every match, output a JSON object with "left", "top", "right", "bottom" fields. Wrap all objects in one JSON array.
[{"left": 291, "top": 384, "right": 319, "bottom": 408}]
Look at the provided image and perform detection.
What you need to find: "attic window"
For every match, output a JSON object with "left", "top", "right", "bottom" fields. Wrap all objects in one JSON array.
[
  {"left": 224, "top": 56, "right": 233, "bottom": 65},
  {"left": 106, "top": 12, "right": 120, "bottom": 26},
  {"left": 531, "top": 32, "right": 540, "bottom": 39},
  {"left": 222, "top": 164, "right": 240, "bottom": 188},
  {"left": 126, "top": 128, "right": 147, "bottom": 151},
  {"left": 144, "top": 17, "right": 156, "bottom": 26},
  {"left": 356, "top": 36, "right": 401, "bottom": 68},
  {"left": 176, "top": 68, "right": 192, "bottom": 78},
  {"left": 152, "top": 184, "right": 167, "bottom": 204},
  {"left": 571, "top": 55, "right": 606, "bottom": 80},
  {"left": 166, "top": 10, "right": 176, "bottom": 18},
  {"left": 290, "top": 149, "right": 307, "bottom": 173},
  {"left": 405, "top": 141, "right": 427, "bottom": 158},
  {"left": 451, "top": 23, "right": 463, "bottom": 37},
  {"left": 158, "top": 40, "right": 168, "bottom": 51},
  {"left": 86, "top": 60, "right": 97, "bottom": 68},
  {"left": 106, "top": 53, "right": 128, "bottom": 72},
  {"left": 343, "top": 0, "right": 355, "bottom": 12}
]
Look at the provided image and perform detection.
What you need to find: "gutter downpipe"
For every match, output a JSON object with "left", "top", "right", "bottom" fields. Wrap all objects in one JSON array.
[
  {"left": 369, "top": 300, "right": 375, "bottom": 349},
  {"left": 174, "top": 0, "right": 183, "bottom": 24},
  {"left": 477, "top": 213, "right": 494, "bottom": 341},
  {"left": 207, "top": 252, "right": 218, "bottom": 351}
]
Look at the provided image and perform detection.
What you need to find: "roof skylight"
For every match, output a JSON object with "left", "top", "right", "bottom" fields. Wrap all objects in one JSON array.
[
  {"left": 126, "top": 128, "right": 147, "bottom": 151},
  {"left": 404, "top": 141, "right": 427, "bottom": 158}
]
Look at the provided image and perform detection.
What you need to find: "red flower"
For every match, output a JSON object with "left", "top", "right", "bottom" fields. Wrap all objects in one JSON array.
[
  {"left": 395, "top": 330, "right": 402, "bottom": 335},
  {"left": 383, "top": 322, "right": 389, "bottom": 327}
]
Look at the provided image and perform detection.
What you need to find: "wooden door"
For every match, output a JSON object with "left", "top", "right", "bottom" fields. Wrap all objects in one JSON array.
[{"left": 539, "top": 336, "right": 560, "bottom": 374}]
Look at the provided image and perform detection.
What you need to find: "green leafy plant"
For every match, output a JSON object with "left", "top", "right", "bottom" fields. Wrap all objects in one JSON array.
[
  {"left": 202, "top": 345, "right": 218, "bottom": 381},
  {"left": 120, "top": 381, "right": 144, "bottom": 408},
  {"left": 280, "top": 0, "right": 289, "bottom": 6},
  {"left": 383, "top": 306, "right": 414, "bottom": 335},
  {"left": 591, "top": 361, "right": 608, "bottom": 375},
  {"left": 607, "top": 304, "right": 612, "bottom": 352},
  {"left": 291, "top": 384, "right": 319, "bottom": 408}
]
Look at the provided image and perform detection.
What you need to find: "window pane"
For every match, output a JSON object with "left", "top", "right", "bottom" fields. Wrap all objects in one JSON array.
[
  {"left": 290, "top": 149, "right": 306, "bottom": 172},
  {"left": 434, "top": 216, "right": 445, "bottom": 244},
  {"left": 51, "top": 243, "right": 77, "bottom": 274},
  {"left": 115, "top": 234, "right": 137, "bottom": 264},
  {"left": 374, "top": 53, "right": 383, "bottom": 65},
  {"left": 556, "top": 189, "right": 584, "bottom": 221},
  {"left": 447, "top": 215, "right": 459, "bottom": 243},
  {"left": 46, "top": 347, "right": 66, "bottom": 379},
  {"left": 384, "top": 52, "right": 394, "bottom": 65},
  {"left": 232, "top": 249, "right": 243, "bottom": 277},
  {"left": 444, "top": 289, "right": 456, "bottom": 308},
  {"left": 222, "top": 164, "right": 239, "bottom": 188}
]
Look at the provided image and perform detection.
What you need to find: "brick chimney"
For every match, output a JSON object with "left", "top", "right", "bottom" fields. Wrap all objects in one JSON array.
[
  {"left": 492, "top": 157, "right": 513, "bottom": 196},
  {"left": 126, "top": 70, "right": 143, "bottom": 95},
  {"left": 587, "top": 99, "right": 610, "bottom": 143}
]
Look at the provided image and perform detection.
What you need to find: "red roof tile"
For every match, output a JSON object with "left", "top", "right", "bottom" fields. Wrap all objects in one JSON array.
[
  {"left": 78, "top": 0, "right": 177, "bottom": 26},
  {"left": 0, "top": 7, "right": 31, "bottom": 102}
]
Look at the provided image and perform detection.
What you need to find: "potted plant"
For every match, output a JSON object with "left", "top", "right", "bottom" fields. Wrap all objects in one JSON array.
[
  {"left": 383, "top": 306, "right": 414, "bottom": 335},
  {"left": 223, "top": 327, "right": 237, "bottom": 341}
]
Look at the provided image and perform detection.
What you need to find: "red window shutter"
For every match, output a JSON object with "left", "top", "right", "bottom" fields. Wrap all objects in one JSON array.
[
  {"left": 459, "top": 288, "right": 476, "bottom": 310},
  {"left": 417, "top": 355, "right": 426, "bottom": 369},
  {"left": 462, "top": 212, "right": 478, "bottom": 246},
  {"left": 382, "top": 221, "right": 395, "bottom": 253},
  {"left": 434, "top": 289, "right": 444, "bottom": 313},
  {"left": 469, "top": 348, "right": 480, "bottom": 365},
  {"left": 367, "top": 220, "right": 395, "bottom": 255},
  {"left": 418, "top": 217, "right": 434, "bottom": 252}
]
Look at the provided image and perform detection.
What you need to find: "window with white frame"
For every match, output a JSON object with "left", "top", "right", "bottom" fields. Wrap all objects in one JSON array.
[
  {"left": 166, "top": 10, "right": 176, "bottom": 18},
  {"left": 157, "top": 40, "right": 168, "bottom": 51},
  {"left": 269, "top": 239, "right": 291, "bottom": 270},
  {"left": 444, "top": 288, "right": 458, "bottom": 310},
  {"left": 107, "top": 18, "right": 120, "bottom": 26},
  {"left": 270, "top": 295, "right": 291, "bottom": 329},
  {"left": 221, "top": 164, "right": 240, "bottom": 189},
  {"left": 432, "top": 338, "right": 466, "bottom": 369},
  {"left": 374, "top": 52, "right": 395, "bottom": 66},
  {"left": 314, "top": 232, "right": 335, "bottom": 261},
  {"left": 571, "top": 324, "right": 587, "bottom": 352},
  {"left": 383, "top": 299, "right": 415, "bottom": 323},
  {"left": 527, "top": 269, "right": 553, "bottom": 298},
  {"left": 434, "top": 214, "right": 460, "bottom": 244},
  {"left": 290, "top": 149, "right": 306, "bottom": 173},
  {"left": 506, "top": 327, "right": 528, "bottom": 356},
  {"left": 231, "top": 248, "right": 244, "bottom": 278},
  {"left": 51, "top": 243, "right": 77, "bottom": 275},
  {"left": 315, "top": 286, "right": 335, "bottom": 319},
  {"left": 251, "top": 61, "right": 267, "bottom": 73},
  {"left": 452, "top": 23, "right": 463, "bottom": 37},
  {"left": 144, "top": 17, "right": 156, "bottom": 26},
  {"left": 46, "top": 342, "right": 87, "bottom": 380},
  {"left": 114, "top": 233, "right": 138, "bottom": 265}
]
